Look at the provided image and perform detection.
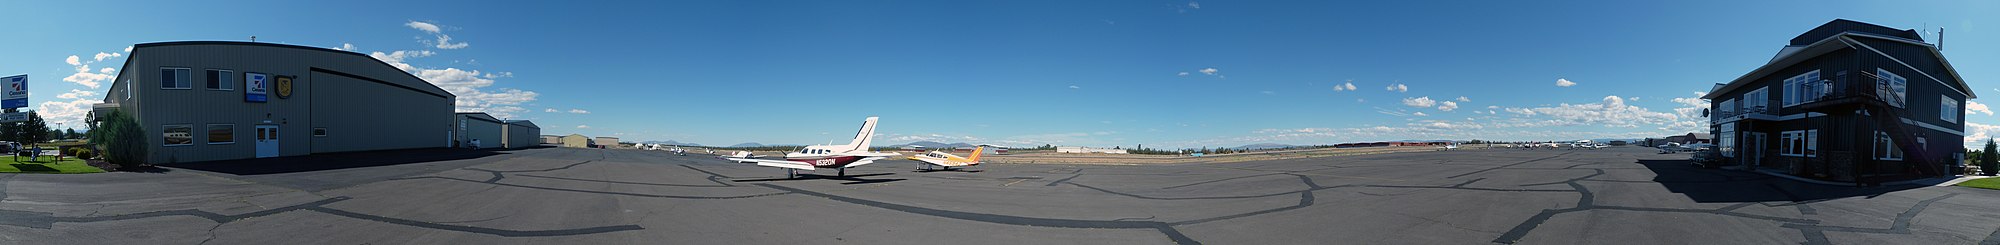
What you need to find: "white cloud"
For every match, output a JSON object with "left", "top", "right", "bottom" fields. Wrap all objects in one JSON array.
[
  {"left": 367, "top": 50, "right": 434, "bottom": 71},
  {"left": 335, "top": 43, "right": 356, "bottom": 51},
  {"left": 568, "top": 109, "right": 590, "bottom": 114},
  {"left": 1968, "top": 101, "right": 1992, "bottom": 115},
  {"left": 1334, "top": 81, "right": 1356, "bottom": 91},
  {"left": 1402, "top": 96, "right": 1436, "bottom": 108},
  {"left": 1385, "top": 83, "right": 1408, "bottom": 92},
  {"left": 92, "top": 52, "right": 121, "bottom": 61},
  {"left": 1198, "top": 68, "right": 1219, "bottom": 75},
  {"left": 544, "top": 108, "right": 558, "bottom": 113},
  {"left": 433, "top": 34, "right": 469, "bottom": 49},
  {"left": 1629, "top": 97, "right": 1640, "bottom": 101},
  {"left": 1505, "top": 107, "right": 1538, "bottom": 116},
  {"left": 1438, "top": 101, "right": 1459, "bottom": 111},
  {"left": 1068, "top": 85, "right": 1080, "bottom": 89},
  {"left": 577, "top": 125, "right": 590, "bottom": 129},
  {"left": 1188, "top": 1, "right": 1200, "bottom": 9},
  {"left": 1412, "top": 112, "right": 1429, "bottom": 116},
  {"left": 1516, "top": 95, "right": 1679, "bottom": 128},
  {"left": 1177, "top": 72, "right": 1190, "bottom": 76},
  {"left": 1556, "top": 78, "right": 1577, "bottom": 87},
  {"left": 55, "top": 89, "right": 96, "bottom": 99},
  {"left": 1456, "top": 96, "right": 1470, "bottom": 102},
  {"left": 405, "top": 21, "right": 442, "bottom": 33},
  {"left": 60, "top": 48, "right": 125, "bottom": 89},
  {"left": 122, "top": 46, "right": 132, "bottom": 53},
  {"left": 38, "top": 90, "right": 103, "bottom": 129},
  {"left": 1968, "top": 122, "right": 2000, "bottom": 148}
]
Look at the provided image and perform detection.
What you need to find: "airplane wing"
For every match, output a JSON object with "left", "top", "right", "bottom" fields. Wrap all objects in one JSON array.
[
  {"left": 843, "top": 156, "right": 889, "bottom": 168},
  {"left": 728, "top": 158, "right": 816, "bottom": 170}
]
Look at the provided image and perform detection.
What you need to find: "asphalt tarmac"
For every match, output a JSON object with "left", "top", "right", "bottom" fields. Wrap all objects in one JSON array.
[{"left": 2, "top": 146, "right": 1998, "bottom": 244}]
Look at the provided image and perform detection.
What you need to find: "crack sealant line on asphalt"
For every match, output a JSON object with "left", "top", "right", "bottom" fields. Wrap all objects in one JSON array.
[
  {"left": 1045, "top": 172, "right": 1083, "bottom": 187},
  {"left": 305, "top": 206, "right": 643, "bottom": 237},
  {"left": 514, "top": 174, "right": 733, "bottom": 188},
  {"left": 1781, "top": 193, "right": 1959, "bottom": 236},
  {"left": 1447, "top": 152, "right": 1572, "bottom": 179},
  {"left": 755, "top": 183, "right": 1202, "bottom": 245}
]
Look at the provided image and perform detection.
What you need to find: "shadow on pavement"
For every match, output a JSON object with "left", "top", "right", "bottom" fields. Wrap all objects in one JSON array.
[
  {"left": 1639, "top": 159, "right": 1923, "bottom": 203},
  {"left": 165, "top": 148, "right": 503, "bottom": 175},
  {"left": 733, "top": 173, "right": 905, "bottom": 185}
]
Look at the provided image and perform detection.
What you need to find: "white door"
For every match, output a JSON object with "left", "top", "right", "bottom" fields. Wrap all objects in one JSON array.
[{"left": 255, "top": 125, "right": 279, "bottom": 158}]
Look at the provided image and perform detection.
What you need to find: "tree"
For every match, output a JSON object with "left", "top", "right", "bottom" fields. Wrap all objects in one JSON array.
[
  {"left": 89, "top": 110, "right": 147, "bottom": 168},
  {"left": 1982, "top": 139, "right": 1997, "bottom": 176},
  {"left": 19, "top": 112, "right": 48, "bottom": 146},
  {"left": 64, "top": 128, "right": 78, "bottom": 140}
]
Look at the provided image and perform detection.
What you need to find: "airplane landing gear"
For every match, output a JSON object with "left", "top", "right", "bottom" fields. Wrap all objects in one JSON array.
[
  {"left": 786, "top": 169, "right": 798, "bottom": 179},
  {"left": 838, "top": 168, "right": 846, "bottom": 176}
]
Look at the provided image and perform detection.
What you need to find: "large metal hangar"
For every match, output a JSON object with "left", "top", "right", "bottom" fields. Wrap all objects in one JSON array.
[{"left": 92, "top": 41, "right": 470, "bottom": 164}]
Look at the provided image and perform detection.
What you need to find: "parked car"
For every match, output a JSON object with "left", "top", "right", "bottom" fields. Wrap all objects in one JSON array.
[
  {"left": 0, "top": 141, "right": 16, "bottom": 154},
  {"left": 1689, "top": 146, "right": 1722, "bottom": 168}
]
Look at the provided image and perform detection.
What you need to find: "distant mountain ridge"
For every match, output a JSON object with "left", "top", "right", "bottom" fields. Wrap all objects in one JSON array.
[
  {"left": 894, "top": 141, "right": 979, "bottom": 149},
  {"left": 641, "top": 140, "right": 700, "bottom": 146},
  {"left": 728, "top": 142, "right": 765, "bottom": 147}
]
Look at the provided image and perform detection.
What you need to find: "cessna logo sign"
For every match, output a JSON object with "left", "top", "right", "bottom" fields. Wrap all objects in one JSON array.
[
  {"left": 1, "top": 75, "right": 26, "bottom": 109},
  {"left": 245, "top": 73, "right": 268, "bottom": 102}
]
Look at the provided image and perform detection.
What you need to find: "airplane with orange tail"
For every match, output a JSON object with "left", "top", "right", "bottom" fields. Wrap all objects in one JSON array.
[{"left": 906, "top": 145, "right": 995, "bottom": 171}]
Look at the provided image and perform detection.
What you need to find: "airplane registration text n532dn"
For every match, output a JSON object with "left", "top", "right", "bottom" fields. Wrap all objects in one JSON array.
[{"left": 726, "top": 116, "right": 900, "bottom": 179}]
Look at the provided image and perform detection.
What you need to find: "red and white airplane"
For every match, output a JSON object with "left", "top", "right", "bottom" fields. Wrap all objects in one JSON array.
[{"left": 727, "top": 116, "right": 900, "bottom": 178}]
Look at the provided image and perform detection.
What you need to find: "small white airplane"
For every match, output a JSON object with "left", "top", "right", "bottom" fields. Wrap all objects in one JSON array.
[
  {"left": 1437, "top": 144, "right": 1460, "bottom": 151},
  {"left": 907, "top": 145, "right": 990, "bottom": 171},
  {"left": 726, "top": 116, "right": 900, "bottom": 178},
  {"left": 720, "top": 151, "right": 769, "bottom": 161}
]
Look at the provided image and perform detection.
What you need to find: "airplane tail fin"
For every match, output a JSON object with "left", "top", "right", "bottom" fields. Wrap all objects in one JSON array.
[
  {"left": 842, "top": 117, "right": 880, "bottom": 152},
  {"left": 966, "top": 146, "right": 984, "bottom": 162}
]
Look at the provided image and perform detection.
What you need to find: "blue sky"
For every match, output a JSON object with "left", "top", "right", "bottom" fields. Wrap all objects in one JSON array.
[{"left": 5, "top": 0, "right": 1999, "bottom": 149}]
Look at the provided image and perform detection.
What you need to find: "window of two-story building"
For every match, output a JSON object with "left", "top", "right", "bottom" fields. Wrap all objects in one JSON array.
[
  {"left": 1940, "top": 95, "right": 1958, "bottom": 123},
  {"left": 1780, "top": 130, "right": 1817, "bottom": 157},
  {"left": 1782, "top": 70, "right": 1822, "bottom": 107},
  {"left": 1744, "top": 87, "right": 1770, "bottom": 114},
  {"left": 1873, "top": 131, "right": 1906, "bottom": 161},
  {"left": 1876, "top": 68, "right": 1907, "bottom": 108},
  {"left": 161, "top": 67, "right": 191, "bottom": 89},
  {"left": 1719, "top": 99, "right": 1735, "bottom": 117}
]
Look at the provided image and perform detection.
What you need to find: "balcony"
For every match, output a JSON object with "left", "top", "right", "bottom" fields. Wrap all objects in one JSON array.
[{"left": 1795, "top": 70, "right": 1896, "bottom": 112}]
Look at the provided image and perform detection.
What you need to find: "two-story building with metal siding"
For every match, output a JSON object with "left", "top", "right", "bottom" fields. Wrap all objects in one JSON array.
[
  {"left": 94, "top": 41, "right": 456, "bottom": 164},
  {"left": 501, "top": 120, "right": 540, "bottom": 149},
  {"left": 1704, "top": 19, "right": 1973, "bottom": 184},
  {"left": 456, "top": 112, "right": 504, "bottom": 149}
]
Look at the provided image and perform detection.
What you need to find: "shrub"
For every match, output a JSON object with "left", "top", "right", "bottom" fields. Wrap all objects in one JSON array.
[
  {"left": 87, "top": 110, "right": 147, "bottom": 168},
  {"left": 1983, "top": 139, "right": 1997, "bottom": 176},
  {"left": 68, "top": 148, "right": 95, "bottom": 160}
]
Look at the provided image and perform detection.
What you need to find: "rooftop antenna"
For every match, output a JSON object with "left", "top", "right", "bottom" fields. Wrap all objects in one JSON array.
[
  {"left": 250, "top": 36, "right": 257, "bottom": 42},
  {"left": 1938, "top": 28, "right": 1945, "bottom": 51}
]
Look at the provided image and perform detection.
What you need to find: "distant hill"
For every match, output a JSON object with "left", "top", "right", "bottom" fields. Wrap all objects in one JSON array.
[
  {"left": 728, "top": 142, "right": 765, "bottom": 148},
  {"left": 1237, "top": 143, "right": 1295, "bottom": 150},
  {"left": 893, "top": 141, "right": 985, "bottom": 149},
  {"left": 897, "top": 141, "right": 950, "bottom": 149}
]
